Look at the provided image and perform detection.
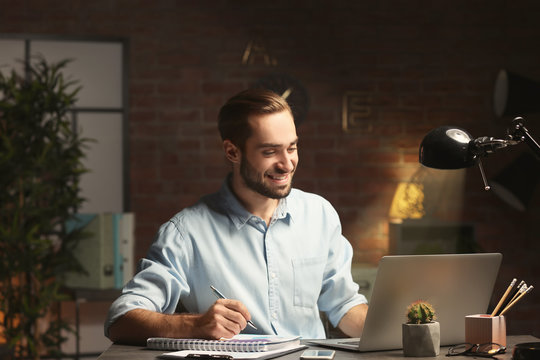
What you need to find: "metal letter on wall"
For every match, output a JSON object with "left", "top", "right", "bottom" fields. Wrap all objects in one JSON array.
[
  {"left": 342, "top": 91, "right": 373, "bottom": 133},
  {"left": 241, "top": 38, "right": 277, "bottom": 66}
]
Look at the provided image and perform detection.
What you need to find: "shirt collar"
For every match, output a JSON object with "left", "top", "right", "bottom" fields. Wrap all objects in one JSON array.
[{"left": 218, "top": 174, "right": 292, "bottom": 229}]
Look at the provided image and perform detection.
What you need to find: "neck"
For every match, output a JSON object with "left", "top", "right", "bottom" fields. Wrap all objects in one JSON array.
[{"left": 229, "top": 174, "right": 279, "bottom": 225}]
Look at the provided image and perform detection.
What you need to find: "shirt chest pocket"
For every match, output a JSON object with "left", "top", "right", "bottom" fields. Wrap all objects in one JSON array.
[{"left": 291, "top": 256, "right": 326, "bottom": 308}]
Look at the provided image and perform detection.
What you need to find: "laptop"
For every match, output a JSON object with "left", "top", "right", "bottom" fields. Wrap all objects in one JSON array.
[{"left": 310, "top": 253, "right": 502, "bottom": 352}]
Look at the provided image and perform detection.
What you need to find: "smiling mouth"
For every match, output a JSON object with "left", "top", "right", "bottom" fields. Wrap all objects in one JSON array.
[{"left": 267, "top": 173, "right": 290, "bottom": 182}]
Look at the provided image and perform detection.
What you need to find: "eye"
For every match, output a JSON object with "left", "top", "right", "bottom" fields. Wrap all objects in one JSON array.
[
  {"left": 287, "top": 146, "right": 297, "bottom": 153},
  {"left": 262, "top": 150, "right": 276, "bottom": 156}
]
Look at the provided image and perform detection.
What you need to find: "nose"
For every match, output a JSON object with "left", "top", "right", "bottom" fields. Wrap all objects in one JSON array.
[{"left": 277, "top": 150, "right": 297, "bottom": 173}]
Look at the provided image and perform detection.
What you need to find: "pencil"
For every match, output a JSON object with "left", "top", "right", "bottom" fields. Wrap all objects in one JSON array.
[
  {"left": 499, "top": 286, "right": 534, "bottom": 316},
  {"left": 491, "top": 278, "right": 516, "bottom": 316},
  {"left": 499, "top": 280, "right": 524, "bottom": 315},
  {"left": 509, "top": 282, "right": 527, "bottom": 303},
  {"left": 502, "top": 283, "right": 527, "bottom": 314}
]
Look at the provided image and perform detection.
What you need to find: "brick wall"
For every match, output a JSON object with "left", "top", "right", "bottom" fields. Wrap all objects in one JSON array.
[{"left": 1, "top": 0, "right": 538, "bottom": 337}]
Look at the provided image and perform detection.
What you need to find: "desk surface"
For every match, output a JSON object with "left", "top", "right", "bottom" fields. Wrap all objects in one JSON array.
[{"left": 98, "top": 335, "right": 538, "bottom": 360}]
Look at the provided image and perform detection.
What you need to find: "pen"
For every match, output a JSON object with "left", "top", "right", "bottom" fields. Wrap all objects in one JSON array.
[
  {"left": 186, "top": 354, "right": 233, "bottom": 360},
  {"left": 210, "top": 285, "right": 258, "bottom": 330}
]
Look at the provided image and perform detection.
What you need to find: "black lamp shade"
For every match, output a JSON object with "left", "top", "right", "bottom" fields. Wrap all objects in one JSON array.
[{"left": 419, "top": 126, "right": 477, "bottom": 169}]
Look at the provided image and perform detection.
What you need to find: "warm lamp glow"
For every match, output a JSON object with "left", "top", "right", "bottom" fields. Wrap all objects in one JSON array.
[
  {"left": 389, "top": 182, "right": 425, "bottom": 221},
  {"left": 388, "top": 166, "right": 467, "bottom": 222}
]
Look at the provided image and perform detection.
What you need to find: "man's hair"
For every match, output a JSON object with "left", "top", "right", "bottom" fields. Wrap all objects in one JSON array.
[{"left": 218, "top": 88, "right": 292, "bottom": 150}]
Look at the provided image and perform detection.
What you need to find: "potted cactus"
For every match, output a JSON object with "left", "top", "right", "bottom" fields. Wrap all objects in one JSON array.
[{"left": 402, "top": 300, "right": 440, "bottom": 357}]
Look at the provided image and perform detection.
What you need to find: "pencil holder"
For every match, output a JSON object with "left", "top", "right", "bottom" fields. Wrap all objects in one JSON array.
[{"left": 465, "top": 314, "right": 506, "bottom": 347}]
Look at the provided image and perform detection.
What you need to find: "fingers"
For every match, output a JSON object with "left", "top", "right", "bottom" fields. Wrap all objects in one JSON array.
[
  {"left": 217, "top": 299, "right": 252, "bottom": 326},
  {"left": 213, "top": 299, "right": 251, "bottom": 333},
  {"left": 194, "top": 299, "right": 253, "bottom": 339}
]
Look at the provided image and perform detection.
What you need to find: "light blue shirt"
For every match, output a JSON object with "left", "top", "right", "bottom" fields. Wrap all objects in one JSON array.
[{"left": 105, "top": 177, "right": 367, "bottom": 339}]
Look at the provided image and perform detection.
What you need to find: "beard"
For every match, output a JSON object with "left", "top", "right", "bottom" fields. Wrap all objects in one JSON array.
[{"left": 239, "top": 155, "right": 294, "bottom": 199}]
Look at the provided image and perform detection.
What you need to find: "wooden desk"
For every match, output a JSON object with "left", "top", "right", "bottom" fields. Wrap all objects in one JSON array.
[{"left": 98, "top": 335, "right": 538, "bottom": 360}]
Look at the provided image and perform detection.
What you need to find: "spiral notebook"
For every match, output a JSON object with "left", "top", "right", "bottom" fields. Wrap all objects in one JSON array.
[{"left": 147, "top": 334, "right": 301, "bottom": 352}]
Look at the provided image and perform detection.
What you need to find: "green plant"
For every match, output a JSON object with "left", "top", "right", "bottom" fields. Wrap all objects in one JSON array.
[
  {"left": 0, "top": 57, "right": 89, "bottom": 359},
  {"left": 406, "top": 300, "right": 436, "bottom": 324}
]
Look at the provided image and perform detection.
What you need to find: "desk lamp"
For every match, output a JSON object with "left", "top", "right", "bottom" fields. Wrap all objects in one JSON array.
[{"left": 419, "top": 117, "right": 540, "bottom": 191}]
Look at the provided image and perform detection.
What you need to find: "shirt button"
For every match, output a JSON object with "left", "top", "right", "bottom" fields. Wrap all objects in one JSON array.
[
  {"left": 271, "top": 272, "right": 276, "bottom": 278},
  {"left": 272, "top": 313, "right": 278, "bottom": 319}
]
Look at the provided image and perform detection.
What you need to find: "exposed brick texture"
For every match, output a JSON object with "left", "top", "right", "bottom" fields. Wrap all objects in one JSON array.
[{"left": 1, "top": 0, "right": 539, "bottom": 337}]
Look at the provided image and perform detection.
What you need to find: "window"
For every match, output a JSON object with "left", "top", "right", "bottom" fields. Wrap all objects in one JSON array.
[{"left": 0, "top": 36, "right": 129, "bottom": 212}]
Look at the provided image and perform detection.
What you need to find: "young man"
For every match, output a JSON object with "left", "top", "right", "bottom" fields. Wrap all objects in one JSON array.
[{"left": 105, "top": 89, "right": 368, "bottom": 344}]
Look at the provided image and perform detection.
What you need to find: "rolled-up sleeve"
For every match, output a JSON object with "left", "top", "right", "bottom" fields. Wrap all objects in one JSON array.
[
  {"left": 317, "top": 203, "right": 368, "bottom": 327},
  {"left": 104, "top": 220, "right": 191, "bottom": 337}
]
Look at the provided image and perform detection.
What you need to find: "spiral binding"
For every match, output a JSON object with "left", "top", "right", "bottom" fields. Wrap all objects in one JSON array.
[{"left": 148, "top": 338, "right": 271, "bottom": 352}]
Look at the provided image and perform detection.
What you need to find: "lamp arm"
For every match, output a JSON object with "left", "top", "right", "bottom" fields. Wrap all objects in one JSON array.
[
  {"left": 471, "top": 117, "right": 540, "bottom": 159},
  {"left": 471, "top": 137, "right": 511, "bottom": 157},
  {"left": 508, "top": 117, "right": 540, "bottom": 160},
  {"left": 468, "top": 116, "right": 540, "bottom": 192},
  {"left": 469, "top": 138, "right": 509, "bottom": 191}
]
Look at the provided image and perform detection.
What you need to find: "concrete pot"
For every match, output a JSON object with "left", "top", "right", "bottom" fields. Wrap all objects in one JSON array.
[{"left": 402, "top": 321, "right": 440, "bottom": 357}]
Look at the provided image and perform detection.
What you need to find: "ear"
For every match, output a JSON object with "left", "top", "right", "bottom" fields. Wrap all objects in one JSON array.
[{"left": 223, "top": 140, "right": 241, "bottom": 163}]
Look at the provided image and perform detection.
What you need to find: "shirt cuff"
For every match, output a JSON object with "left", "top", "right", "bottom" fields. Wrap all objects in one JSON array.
[
  {"left": 328, "top": 293, "right": 368, "bottom": 328},
  {"left": 104, "top": 294, "right": 159, "bottom": 338}
]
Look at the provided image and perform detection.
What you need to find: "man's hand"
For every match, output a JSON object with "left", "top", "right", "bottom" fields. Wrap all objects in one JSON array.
[
  {"left": 192, "top": 299, "right": 252, "bottom": 339},
  {"left": 108, "top": 299, "right": 253, "bottom": 345}
]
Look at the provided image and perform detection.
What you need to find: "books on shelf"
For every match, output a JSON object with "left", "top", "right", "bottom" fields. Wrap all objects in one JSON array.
[{"left": 148, "top": 335, "right": 306, "bottom": 359}]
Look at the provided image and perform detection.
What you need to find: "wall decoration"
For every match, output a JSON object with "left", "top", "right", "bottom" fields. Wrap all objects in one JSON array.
[
  {"left": 342, "top": 91, "right": 373, "bottom": 133},
  {"left": 241, "top": 38, "right": 277, "bottom": 66},
  {"left": 254, "top": 73, "right": 310, "bottom": 126}
]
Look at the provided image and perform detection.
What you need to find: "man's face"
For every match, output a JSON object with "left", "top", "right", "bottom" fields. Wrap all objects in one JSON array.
[{"left": 239, "top": 110, "right": 298, "bottom": 199}]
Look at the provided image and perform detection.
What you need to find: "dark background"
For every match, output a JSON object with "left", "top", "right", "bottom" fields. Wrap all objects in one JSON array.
[{"left": 1, "top": 0, "right": 538, "bottom": 337}]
